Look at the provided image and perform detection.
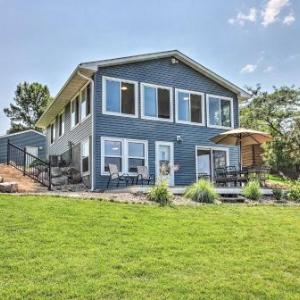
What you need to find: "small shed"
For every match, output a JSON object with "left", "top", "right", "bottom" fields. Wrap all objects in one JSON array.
[{"left": 0, "top": 130, "right": 46, "bottom": 163}]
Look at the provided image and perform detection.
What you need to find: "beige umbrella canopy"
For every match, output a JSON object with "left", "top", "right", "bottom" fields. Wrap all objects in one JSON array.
[{"left": 210, "top": 128, "right": 272, "bottom": 169}]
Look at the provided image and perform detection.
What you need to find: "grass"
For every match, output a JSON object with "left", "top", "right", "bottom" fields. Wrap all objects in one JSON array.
[
  {"left": 1, "top": 195, "right": 300, "bottom": 299},
  {"left": 267, "top": 174, "right": 292, "bottom": 188}
]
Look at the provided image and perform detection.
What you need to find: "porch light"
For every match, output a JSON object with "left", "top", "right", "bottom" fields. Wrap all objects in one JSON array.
[
  {"left": 176, "top": 135, "right": 183, "bottom": 144},
  {"left": 121, "top": 86, "right": 128, "bottom": 91}
]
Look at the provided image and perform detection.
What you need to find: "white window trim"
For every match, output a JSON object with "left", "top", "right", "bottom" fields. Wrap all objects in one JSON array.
[
  {"left": 50, "top": 120, "right": 56, "bottom": 145},
  {"left": 101, "top": 136, "right": 148, "bottom": 176},
  {"left": 175, "top": 88, "right": 205, "bottom": 126},
  {"left": 70, "top": 96, "right": 80, "bottom": 130},
  {"left": 206, "top": 94, "right": 234, "bottom": 129},
  {"left": 102, "top": 76, "right": 138, "bottom": 118},
  {"left": 80, "top": 82, "right": 92, "bottom": 123},
  {"left": 71, "top": 81, "right": 93, "bottom": 130},
  {"left": 195, "top": 145, "right": 230, "bottom": 181},
  {"left": 81, "top": 138, "right": 90, "bottom": 176},
  {"left": 58, "top": 108, "right": 65, "bottom": 139},
  {"left": 140, "top": 82, "right": 173, "bottom": 122}
]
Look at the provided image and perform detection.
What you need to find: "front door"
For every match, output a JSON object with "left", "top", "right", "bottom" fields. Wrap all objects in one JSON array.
[{"left": 155, "top": 141, "right": 174, "bottom": 186}]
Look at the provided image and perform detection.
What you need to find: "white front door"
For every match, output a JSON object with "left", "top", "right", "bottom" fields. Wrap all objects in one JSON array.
[{"left": 155, "top": 141, "right": 174, "bottom": 186}]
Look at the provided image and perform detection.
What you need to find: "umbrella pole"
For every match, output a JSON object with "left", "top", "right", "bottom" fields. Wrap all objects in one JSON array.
[{"left": 240, "top": 133, "right": 242, "bottom": 171}]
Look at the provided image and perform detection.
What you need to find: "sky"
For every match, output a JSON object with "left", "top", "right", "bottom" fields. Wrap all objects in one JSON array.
[{"left": 0, "top": 0, "right": 299, "bottom": 134}]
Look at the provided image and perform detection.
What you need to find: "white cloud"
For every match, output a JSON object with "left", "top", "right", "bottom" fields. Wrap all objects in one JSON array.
[
  {"left": 283, "top": 13, "right": 295, "bottom": 25},
  {"left": 261, "top": 0, "right": 290, "bottom": 27},
  {"left": 228, "top": 8, "right": 257, "bottom": 26},
  {"left": 240, "top": 64, "right": 257, "bottom": 74},
  {"left": 264, "top": 66, "right": 274, "bottom": 72}
]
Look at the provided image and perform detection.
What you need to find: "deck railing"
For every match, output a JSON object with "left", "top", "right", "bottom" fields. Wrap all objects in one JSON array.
[{"left": 7, "top": 141, "right": 51, "bottom": 190}]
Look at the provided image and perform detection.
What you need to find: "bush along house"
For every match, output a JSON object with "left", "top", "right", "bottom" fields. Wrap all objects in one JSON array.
[{"left": 36, "top": 50, "right": 250, "bottom": 190}]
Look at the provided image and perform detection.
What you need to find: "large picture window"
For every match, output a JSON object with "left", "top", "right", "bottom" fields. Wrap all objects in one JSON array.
[
  {"left": 101, "top": 137, "right": 148, "bottom": 175},
  {"left": 175, "top": 89, "right": 204, "bottom": 125},
  {"left": 103, "top": 77, "right": 137, "bottom": 117},
  {"left": 141, "top": 83, "right": 172, "bottom": 121},
  {"left": 207, "top": 95, "right": 233, "bottom": 128}
]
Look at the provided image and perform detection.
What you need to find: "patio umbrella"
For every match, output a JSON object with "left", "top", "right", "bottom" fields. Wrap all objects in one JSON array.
[{"left": 210, "top": 128, "right": 272, "bottom": 170}]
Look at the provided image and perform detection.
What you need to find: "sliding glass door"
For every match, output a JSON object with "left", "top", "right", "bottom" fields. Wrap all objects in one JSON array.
[{"left": 196, "top": 147, "right": 228, "bottom": 179}]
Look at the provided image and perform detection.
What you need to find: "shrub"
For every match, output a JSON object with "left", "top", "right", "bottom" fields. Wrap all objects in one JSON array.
[
  {"left": 273, "top": 189, "right": 283, "bottom": 201},
  {"left": 242, "top": 180, "right": 262, "bottom": 201},
  {"left": 147, "top": 180, "right": 172, "bottom": 206},
  {"left": 288, "top": 182, "right": 300, "bottom": 202},
  {"left": 185, "top": 179, "right": 219, "bottom": 203}
]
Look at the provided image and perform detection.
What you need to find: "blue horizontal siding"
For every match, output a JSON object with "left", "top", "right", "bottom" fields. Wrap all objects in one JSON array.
[
  {"left": 0, "top": 131, "right": 46, "bottom": 163},
  {"left": 93, "top": 57, "right": 240, "bottom": 189}
]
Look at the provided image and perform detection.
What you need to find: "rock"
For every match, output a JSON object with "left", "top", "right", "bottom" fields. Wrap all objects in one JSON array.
[
  {"left": 51, "top": 175, "right": 69, "bottom": 186},
  {"left": 60, "top": 167, "right": 69, "bottom": 176},
  {"left": 0, "top": 182, "right": 18, "bottom": 193},
  {"left": 51, "top": 167, "right": 62, "bottom": 178},
  {"left": 38, "top": 171, "right": 49, "bottom": 182},
  {"left": 0, "top": 176, "right": 3, "bottom": 183},
  {"left": 68, "top": 167, "right": 81, "bottom": 184}
]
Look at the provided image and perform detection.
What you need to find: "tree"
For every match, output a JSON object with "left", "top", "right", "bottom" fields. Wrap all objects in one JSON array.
[
  {"left": 240, "top": 85, "right": 300, "bottom": 172},
  {"left": 4, "top": 82, "right": 52, "bottom": 134}
]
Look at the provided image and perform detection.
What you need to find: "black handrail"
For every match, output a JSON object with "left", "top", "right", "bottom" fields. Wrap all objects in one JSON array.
[{"left": 6, "top": 141, "right": 51, "bottom": 190}]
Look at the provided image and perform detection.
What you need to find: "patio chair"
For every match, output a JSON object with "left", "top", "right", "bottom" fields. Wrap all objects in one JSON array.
[
  {"left": 136, "top": 166, "right": 154, "bottom": 185},
  {"left": 215, "top": 167, "right": 229, "bottom": 186},
  {"left": 106, "top": 163, "right": 129, "bottom": 189}
]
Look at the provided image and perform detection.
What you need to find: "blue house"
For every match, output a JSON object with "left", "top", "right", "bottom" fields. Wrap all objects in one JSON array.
[
  {"left": 36, "top": 50, "right": 250, "bottom": 190},
  {"left": 0, "top": 130, "right": 46, "bottom": 163}
]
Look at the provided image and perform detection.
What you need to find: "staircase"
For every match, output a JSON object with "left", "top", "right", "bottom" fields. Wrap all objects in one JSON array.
[{"left": 0, "top": 164, "right": 48, "bottom": 193}]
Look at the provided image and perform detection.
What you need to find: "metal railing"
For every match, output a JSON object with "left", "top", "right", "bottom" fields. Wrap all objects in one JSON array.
[{"left": 7, "top": 141, "right": 51, "bottom": 190}]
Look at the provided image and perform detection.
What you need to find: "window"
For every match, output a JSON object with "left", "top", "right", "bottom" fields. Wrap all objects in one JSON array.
[
  {"left": 141, "top": 83, "right": 173, "bottom": 121},
  {"left": 207, "top": 95, "right": 233, "bottom": 128},
  {"left": 103, "top": 77, "right": 137, "bottom": 117},
  {"left": 176, "top": 89, "right": 204, "bottom": 125},
  {"left": 80, "top": 83, "right": 91, "bottom": 120},
  {"left": 50, "top": 122, "right": 55, "bottom": 144},
  {"left": 81, "top": 139, "right": 90, "bottom": 174},
  {"left": 104, "top": 139, "right": 123, "bottom": 172},
  {"left": 58, "top": 111, "right": 65, "bottom": 137},
  {"left": 71, "top": 96, "right": 80, "bottom": 128},
  {"left": 128, "top": 142, "right": 145, "bottom": 172},
  {"left": 101, "top": 137, "right": 148, "bottom": 175}
]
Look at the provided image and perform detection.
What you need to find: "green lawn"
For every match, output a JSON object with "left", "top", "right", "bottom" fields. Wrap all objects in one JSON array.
[{"left": 1, "top": 196, "right": 300, "bottom": 299}]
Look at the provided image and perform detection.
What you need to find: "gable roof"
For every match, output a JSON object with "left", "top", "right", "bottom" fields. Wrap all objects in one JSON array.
[
  {"left": 36, "top": 50, "right": 250, "bottom": 128},
  {"left": 0, "top": 129, "right": 45, "bottom": 139}
]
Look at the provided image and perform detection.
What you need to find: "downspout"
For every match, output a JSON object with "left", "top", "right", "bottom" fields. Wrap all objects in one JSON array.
[{"left": 77, "top": 70, "right": 95, "bottom": 191}]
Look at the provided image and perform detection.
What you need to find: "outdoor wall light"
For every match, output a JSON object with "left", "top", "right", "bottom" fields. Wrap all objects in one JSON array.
[{"left": 176, "top": 135, "right": 183, "bottom": 144}]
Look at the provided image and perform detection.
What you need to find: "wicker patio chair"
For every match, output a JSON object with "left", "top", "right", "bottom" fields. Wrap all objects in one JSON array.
[
  {"left": 136, "top": 166, "right": 154, "bottom": 185},
  {"left": 106, "top": 163, "right": 129, "bottom": 189}
]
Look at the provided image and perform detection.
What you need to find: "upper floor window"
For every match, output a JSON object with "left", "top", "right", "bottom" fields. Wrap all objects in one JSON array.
[
  {"left": 103, "top": 76, "right": 138, "bottom": 117},
  {"left": 80, "top": 83, "right": 91, "bottom": 120},
  {"left": 141, "top": 83, "right": 173, "bottom": 121},
  {"left": 50, "top": 122, "right": 55, "bottom": 144},
  {"left": 58, "top": 110, "right": 65, "bottom": 137},
  {"left": 71, "top": 96, "right": 80, "bottom": 128},
  {"left": 175, "top": 89, "right": 205, "bottom": 125},
  {"left": 207, "top": 95, "right": 233, "bottom": 128}
]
